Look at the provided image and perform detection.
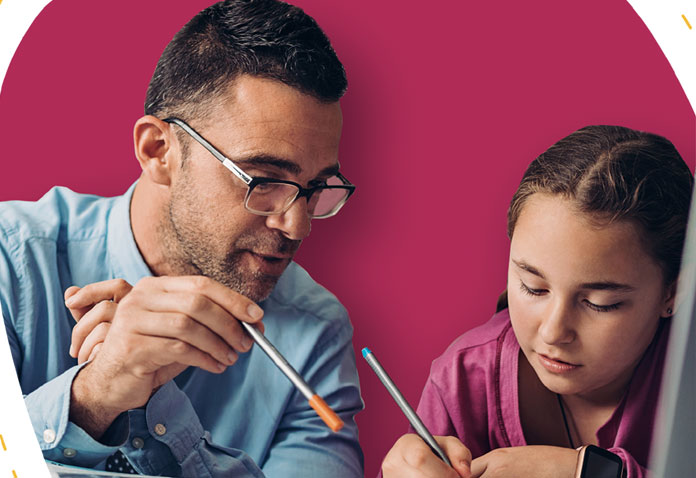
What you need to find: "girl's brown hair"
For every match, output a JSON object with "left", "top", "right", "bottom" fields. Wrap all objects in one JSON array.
[{"left": 508, "top": 125, "right": 693, "bottom": 287}]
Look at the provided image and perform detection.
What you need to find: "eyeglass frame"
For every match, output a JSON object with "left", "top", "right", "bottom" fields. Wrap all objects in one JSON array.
[{"left": 163, "top": 117, "right": 356, "bottom": 219}]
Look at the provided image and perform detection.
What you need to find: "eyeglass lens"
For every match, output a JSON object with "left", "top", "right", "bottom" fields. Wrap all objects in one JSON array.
[{"left": 245, "top": 176, "right": 349, "bottom": 218}]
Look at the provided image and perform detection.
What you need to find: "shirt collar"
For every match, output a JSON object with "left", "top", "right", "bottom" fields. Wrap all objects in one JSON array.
[{"left": 107, "top": 182, "right": 153, "bottom": 285}]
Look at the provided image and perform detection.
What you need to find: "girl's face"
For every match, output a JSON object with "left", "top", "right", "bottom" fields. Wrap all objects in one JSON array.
[{"left": 508, "top": 193, "right": 675, "bottom": 404}]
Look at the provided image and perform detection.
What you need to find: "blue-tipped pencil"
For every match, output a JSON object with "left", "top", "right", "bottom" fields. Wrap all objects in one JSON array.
[{"left": 362, "top": 347, "right": 452, "bottom": 467}]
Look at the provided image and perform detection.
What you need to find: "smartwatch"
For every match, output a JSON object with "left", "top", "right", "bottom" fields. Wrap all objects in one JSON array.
[{"left": 574, "top": 445, "right": 624, "bottom": 478}]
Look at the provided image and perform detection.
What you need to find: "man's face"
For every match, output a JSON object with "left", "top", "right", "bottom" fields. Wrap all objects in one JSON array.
[{"left": 161, "top": 75, "right": 343, "bottom": 302}]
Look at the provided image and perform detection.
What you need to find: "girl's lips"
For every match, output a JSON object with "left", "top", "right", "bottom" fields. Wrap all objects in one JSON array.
[{"left": 537, "top": 353, "right": 580, "bottom": 373}]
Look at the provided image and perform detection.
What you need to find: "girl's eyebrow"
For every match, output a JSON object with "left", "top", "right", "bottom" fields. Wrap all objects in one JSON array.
[
  {"left": 578, "top": 281, "right": 636, "bottom": 292},
  {"left": 512, "top": 259, "right": 636, "bottom": 292},
  {"left": 512, "top": 259, "right": 546, "bottom": 279}
]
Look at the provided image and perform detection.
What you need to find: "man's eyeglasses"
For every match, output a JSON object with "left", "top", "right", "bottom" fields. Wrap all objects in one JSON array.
[{"left": 164, "top": 117, "right": 355, "bottom": 219}]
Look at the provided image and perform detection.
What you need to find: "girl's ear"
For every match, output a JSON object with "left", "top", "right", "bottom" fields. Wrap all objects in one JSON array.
[{"left": 662, "top": 281, "right": 677, "bottom": 318}]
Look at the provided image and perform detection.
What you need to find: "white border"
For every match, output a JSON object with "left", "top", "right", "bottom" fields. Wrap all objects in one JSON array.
[
  {"left": 0, "top": 0, "right": 693, "bottom": 474},
  {"left": 0, "top": 0, "right": 52, "bottom": 95},
  {"left": 626, "top": 0, "right": 696, "bottom": 113}
]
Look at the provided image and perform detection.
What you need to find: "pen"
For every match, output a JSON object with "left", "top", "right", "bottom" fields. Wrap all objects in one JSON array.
[
  {"left": 241, "top": 321, "right": 344, "bottom": 432},
  {"left": 362, "top": 347, "right": 452, "bottom": 467}
]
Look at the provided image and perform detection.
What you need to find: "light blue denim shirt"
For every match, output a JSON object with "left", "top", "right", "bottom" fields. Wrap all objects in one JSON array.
[{"left": 0, "top": 184, "right": 363, "bottom": 477}]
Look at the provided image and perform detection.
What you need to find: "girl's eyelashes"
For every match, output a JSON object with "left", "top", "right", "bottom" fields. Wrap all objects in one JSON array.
[
  {"left": 519, "top": 281, "right": 546, "bottom": 296},
  {"left": 584, "top": 300, "right": 622, "bottom": 313},
  {"left": 519, "top": 280, "right": 623, "bottom": 312}
]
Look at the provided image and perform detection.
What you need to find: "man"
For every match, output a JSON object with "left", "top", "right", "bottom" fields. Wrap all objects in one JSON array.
[{"left": 0, "top": 1, "right": 362, "bottom": 476}]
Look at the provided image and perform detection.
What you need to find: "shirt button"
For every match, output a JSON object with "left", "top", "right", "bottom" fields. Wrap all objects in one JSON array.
[
  {"left": 154, "top": 424, "right": 167, "bottom": 436},
  {"left": 131, "top": 437, "right": 145, "bottom": 449},
  {"left": 63, "top": 448, "right": 77, "bottom": 458},
  {"left": 43, "top": 429, "right": 56, "bottom": 444}
]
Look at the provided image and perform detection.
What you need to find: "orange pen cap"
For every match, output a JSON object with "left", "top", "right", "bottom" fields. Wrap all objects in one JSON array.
[{"left": 308, "top": 394, "right": 344, "bottom": 432}]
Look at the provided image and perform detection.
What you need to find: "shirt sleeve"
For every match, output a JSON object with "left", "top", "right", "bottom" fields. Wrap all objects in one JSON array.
[
  {"left": 260, "top": 319, "right": 364, "bottom": 478},
  {"left": 23, "top": 365, "right": 264, "bottom": 477},
  {"left": 414, "top": 376, "right": 459, "bottom": 437},
  {"left": 610, "top": 446, "right": 648, "bottom": 478},
  {"left": 23, "top": 363, "right": 127, "bottom": 466}
]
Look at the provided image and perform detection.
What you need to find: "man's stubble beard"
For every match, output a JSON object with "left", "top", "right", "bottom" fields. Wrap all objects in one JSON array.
[{"left": 158, "top": 179, "right": 301, "bottom": 303}]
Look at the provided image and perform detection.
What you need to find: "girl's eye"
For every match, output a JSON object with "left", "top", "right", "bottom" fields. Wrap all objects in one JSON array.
[
  {"left": 519, "top": 281, "right": 623, "bottom": 312},
  {"left": 519, "top": 281, "right": 546, "bottom": 296},
  {"left": 584, "top": 300, "right": 622, "bottom": 313}
]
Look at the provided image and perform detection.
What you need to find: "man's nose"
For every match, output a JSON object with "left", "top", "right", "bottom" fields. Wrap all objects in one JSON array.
[
  {"left": 265, "top": 198, "right": 312, "bottom": 241},
  {"left": 538, "top": 298, "right": 576, "bottom": 346}
]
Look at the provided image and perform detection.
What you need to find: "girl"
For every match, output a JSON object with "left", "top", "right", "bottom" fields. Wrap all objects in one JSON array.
[{"left": 381, "top": 125, "right": 693, "bottom": 478}]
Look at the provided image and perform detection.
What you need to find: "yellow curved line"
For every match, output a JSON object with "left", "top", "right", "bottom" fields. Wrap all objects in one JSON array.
[
  {"left": 683, "top": 14, "right": 693, "bottom": 30},
  {"left": 0, "top": 433, "right": 6, "bottom": 451}
]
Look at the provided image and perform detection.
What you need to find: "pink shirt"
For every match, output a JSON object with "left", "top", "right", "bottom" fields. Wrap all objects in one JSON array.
[{"left": 414, "top": 309, "right": 669, "bottom": 478}]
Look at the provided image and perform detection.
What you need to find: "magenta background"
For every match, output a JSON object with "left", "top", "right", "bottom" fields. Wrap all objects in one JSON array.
[{"left": 1, "top": 0, "right": 694, "bottom": 475}]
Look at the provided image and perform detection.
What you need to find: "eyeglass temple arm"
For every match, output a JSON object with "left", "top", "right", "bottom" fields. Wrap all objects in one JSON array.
[{"left": 164, "top": 118, "right": 253, "bottom": 185}]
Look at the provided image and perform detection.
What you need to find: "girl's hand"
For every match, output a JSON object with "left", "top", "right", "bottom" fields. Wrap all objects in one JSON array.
[
  {"left": 471, "top": 445, "right": 579, "bottom": 478},
  {"left": 382, "top": 433, "right": 472, "bottom": 478}
]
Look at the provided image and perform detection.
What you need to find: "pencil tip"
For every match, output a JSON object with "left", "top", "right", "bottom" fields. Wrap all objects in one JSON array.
[{"left": 361, "top": 347, "right": 371, "bottom": 358}]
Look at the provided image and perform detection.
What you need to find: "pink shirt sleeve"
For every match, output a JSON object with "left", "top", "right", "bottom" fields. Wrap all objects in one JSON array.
[{"left": 610, "top": 447, "right": 648, "bottom": 478}]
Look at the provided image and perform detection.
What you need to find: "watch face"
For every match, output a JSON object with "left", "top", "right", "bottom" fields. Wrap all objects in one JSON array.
[{"left": 581, "top": 445, "right": 623, "bottom": 478}]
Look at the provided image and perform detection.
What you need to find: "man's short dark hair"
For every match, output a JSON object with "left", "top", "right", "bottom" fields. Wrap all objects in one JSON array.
[{"left": 145, "top": 0, "right": 347, "bottom": 120}]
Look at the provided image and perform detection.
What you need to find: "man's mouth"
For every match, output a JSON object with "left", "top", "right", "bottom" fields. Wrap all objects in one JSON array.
[
  {"left": 250, "top": 252, "right": 292, "bottom": 261},
  {"left": 242, "top": 251, "right": 293, "bottom": 275}
]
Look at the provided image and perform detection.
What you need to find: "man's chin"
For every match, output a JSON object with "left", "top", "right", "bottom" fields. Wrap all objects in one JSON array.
[
  {"left": 217, "top": 271, "right": 283, "bottom": 303},
  {"left": 240, "top": 278, "right": 278, "bottom": 303}
]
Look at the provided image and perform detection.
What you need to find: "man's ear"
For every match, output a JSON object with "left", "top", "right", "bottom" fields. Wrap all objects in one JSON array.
[
  {"left": 662, "top": 280, "right": 678, "bottom": 318},
  {"left": 133, "top": 115, "right": 177, "bottom": 186}
]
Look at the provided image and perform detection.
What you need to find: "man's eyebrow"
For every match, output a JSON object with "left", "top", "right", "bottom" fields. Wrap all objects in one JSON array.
[
  {"left": 512, "top": 259, "right": 636, "bottom": 292},
  {"left": 233, "top": 155, "right": 303, "bottom": 175},
  {"left": 233, "top": 155, "right": 340, "bottom": 179},
  {"left": 317, "top": 164, "right": 340, "bottom": 178}
]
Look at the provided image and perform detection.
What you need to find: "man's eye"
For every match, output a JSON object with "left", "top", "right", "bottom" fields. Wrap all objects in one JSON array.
[{"left": 309, "top": 179, "right": 329, "bottom": 188}]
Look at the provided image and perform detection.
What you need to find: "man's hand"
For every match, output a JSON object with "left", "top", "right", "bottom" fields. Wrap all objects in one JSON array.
[
  {"left": 66, "top": 279, "right": 133, "bottom": 364},
  {"left": 382, "top": 434, "right": 472, "bottom": 478},
  {"left": 470, "top": 445, "right": 579, "bottom": 478},
  {"left": 66, "top": 276, "right": 265, "bottom": 439}
]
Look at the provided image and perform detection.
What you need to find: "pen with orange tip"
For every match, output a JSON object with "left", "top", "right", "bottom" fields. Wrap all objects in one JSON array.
[{"left": 240, "top": 321, "right": 344, "bottom": 432}]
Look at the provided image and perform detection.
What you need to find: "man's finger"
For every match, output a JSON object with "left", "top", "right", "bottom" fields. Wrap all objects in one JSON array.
[
  {"left": 65, "top": 286, "right": 90, "bottom": 322},
  {"left": 141, "top": 335, "right": 229, "bottom": 375},
  {"left": 78, "top": 323, "right": 110, "bottom": 364},
  {"left": 64, "top": 285, "right": 81, "bottom": 301},
  {"left": 70, "top": 301, "right": 118, "bottom": 357},
  {"left": 124, "top": 308, "right": 242, "bottom": 367},
  {"left": 64, "top": 278, "right": 133, "bottom": 312},
  {"left": 125, "top": 285, "right": 262, "bottom": 353},
  {"left": 87, "top": 343, "right": 103, "bottom": 363},
  {"left": 141, "top": 275, "right": 264, "bottom": 324}
]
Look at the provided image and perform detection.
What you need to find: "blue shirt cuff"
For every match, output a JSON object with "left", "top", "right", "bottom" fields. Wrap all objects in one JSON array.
[{"left": 24, "top": 363, "right": 124, "bottom": 467}]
